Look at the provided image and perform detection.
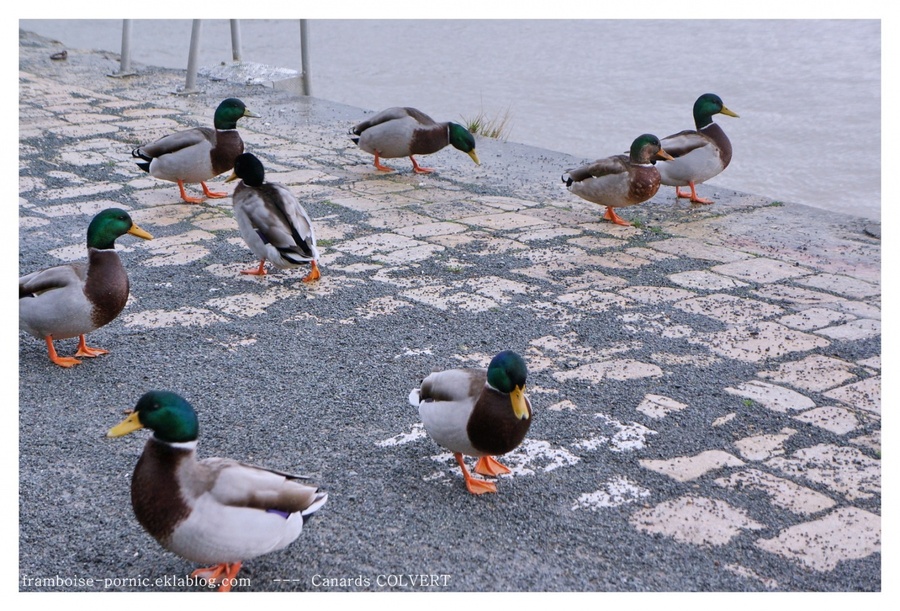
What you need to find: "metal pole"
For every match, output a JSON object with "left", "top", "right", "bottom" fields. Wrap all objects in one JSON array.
[
  {"left": 109, "top": 19, "right": 136, "bottom": 78},
  {"left": 300, "top": 19, "right": 311, "bottom": 96},
  {"left": 182, "top": 19, "right": 202, "bottom": 94},
  {"left": 230, "top": 20, "right": 242, "bottom": 62}
]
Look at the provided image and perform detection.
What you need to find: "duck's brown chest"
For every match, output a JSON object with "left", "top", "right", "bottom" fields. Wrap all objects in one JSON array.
[
  {"left": 210, "top": 130, "right": 244, "bottom": 175},
  {"left": 627, "top": 166, "right": 662, "bottom": 204},
  {"left": 84, "top": 249, "right": 129, "bottom": 328},
  {"left": 466, "top": 390, "right": 532, "bottom": 455},
  {"left": 131, "top": 440, "right": 193, "bottom": 543}
]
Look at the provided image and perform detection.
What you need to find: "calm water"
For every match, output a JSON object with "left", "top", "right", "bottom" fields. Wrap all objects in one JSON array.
[{"left": 20, "top": 19, "right": 881, "bottom": 221}]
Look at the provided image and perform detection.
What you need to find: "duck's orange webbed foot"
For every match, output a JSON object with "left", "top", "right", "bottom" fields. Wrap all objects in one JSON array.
[
  {"left": 302, "top": 261, "right": 321, "bottom": 283},
  {"left": 410, "top": 156, "right": 434, "bottom": 174},
  {"left": 455, "top": 454, "right": 497, "bottom": 495},
  {"left": 373, "top": 152, "right": 394, "bottom": 172},
  {"left": 75, "top": 335, "right": 109, "bottom": 358},
  {"left": 191, "top": 562, "right": 243, "bottom": 592},
  {"left": 201, "top": 181, "right": 227, "bottom": 199},
  {"left": 474, "top": 456, "right": 511, "bottom": 477},
  {"left": 45, "top": 337, "right": 81, "bottom": 368},
  {"left": 240, "top": 260, "right": 268, "bottom": 276},
  {"left": 177, "top": 180, "right": 204, "bottom": 204},
  {"left": 603, "top": 207, "right": 632, "bottom": 226}
]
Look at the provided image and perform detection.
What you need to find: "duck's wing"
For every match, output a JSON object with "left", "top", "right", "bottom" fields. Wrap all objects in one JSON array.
[
  {"left": 417, "top": 367, "right": 486, "bottom": 404},
  {"left": 659, "top": 129, "right": 710, "bottom": 158},
  {"left": 135, "top": 126, "right": 216, "bottom": 159},
  {"left": 19, "top": 263, "right": 86, "bottom": 298},
  {"left": 199, "top": 457, "right": 327, "bottom": 516},
  {"left": 351, "top": 107, "right": 435, "bottom": 135},
  {"left": 236, "top": 184, "right": 317, "bottom": 261},
  {"left": 564, "top": 155, "right": 628, "bottom": 185}
]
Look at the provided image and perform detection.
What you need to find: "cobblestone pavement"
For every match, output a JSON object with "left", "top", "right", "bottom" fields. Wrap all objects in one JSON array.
[{"left": 17, "top": 31, "right": 881, "bottom": 592}]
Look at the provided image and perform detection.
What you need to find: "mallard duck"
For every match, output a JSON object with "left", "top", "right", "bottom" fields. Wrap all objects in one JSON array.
[
  {"left": 19, "top": 208, "right": 152, "bottom": 368},
  {"left": 563, "top": 134, "right": 674, "bottom": 226},
  {"left": 108, "top": 390, "right": 328, "bottom": 592},
  {"left": 656, "top": 93, "right": 739, "bottom": 204},
  {"left": 409, "top": 351, "right": 531, "bottom": 495},
  {"left": 132, "top": 98, "right": 259, "bottom": 204},
  {"left": 225, "top": 153, "right": 320, "bottom": 281},
  {"left": 349, "top": 107, "right": 480, "bottom": 174}
]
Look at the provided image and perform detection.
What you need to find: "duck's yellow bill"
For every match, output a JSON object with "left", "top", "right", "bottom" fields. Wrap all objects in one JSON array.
[
  {"left": 657, "top": 148, "right": 675, "bottom": 161},
  {"left": 107, "top": 411, "right": 144, "bottom": 438},
  {"left": 721, "top": 106, "right": 739, "bottom": 118},
  {"left": 510, "top": 386, "right": 529, "bottom": 420},
  {"left": 225, "top": 171, "right": 239, "bottom": 183},
  {"left": 128, "top": 224, "right": 153, "bottom": 240},
  {"left": 467, "top": 150, "right": 481, "bottom": 166}
]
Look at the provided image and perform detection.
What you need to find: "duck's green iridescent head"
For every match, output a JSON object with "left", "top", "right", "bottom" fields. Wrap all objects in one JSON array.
[
  {"left": 107, "top": 391, "right": 199, "bottom": 443},
  {"left": 86, "top": 208, "right": 153, "bottom": 250},
  {"left": 214, "top": 97, "right": 260, "bottom": 130},
  {"left": 226, "top": 152, "right": 266, "bottom": 187},
  {"left": 487, "top": 350, "right": 529, "bottom": 420},
  {"left": 629, "top": 134, "right": 672, "bottom": 164},
  {"left": 693, "top": 93, "right": 739, "bottom": 129},
  {"left": 448, "top": 122, "right": 480, "bottom": 165}
]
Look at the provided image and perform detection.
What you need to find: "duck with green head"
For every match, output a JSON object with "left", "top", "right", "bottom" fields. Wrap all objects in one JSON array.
[
  {"left": 409, "top": 351, "right": 531, "bottom": 495},
  {"left": 225, "top": 153, "right": 320, "bottom": 281},
  {"left": 19, "top": 208, "right": 152, "bottom": 367},
  {"left": 108, "top": 391, "right": 328, "bottom": 592},
  {"left": 350, "top": 107, "right": 480, "bottom": 174},
  {"left": 132, "top": 98, "right": 259, "bottom": 204},
  {"left": 563, "top": 133, "right": 674, "bottom": 226},
  {"left": 656, "top": 93, "right": 739, "bottom": 204}
]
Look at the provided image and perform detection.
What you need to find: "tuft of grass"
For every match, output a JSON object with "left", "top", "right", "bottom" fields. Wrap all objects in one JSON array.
[
  {"left": 766, "top": 200, "right": 785, "bottom": 207},
  {"left": 461, "top": 106, "right": 513, "bottom": 140},
  {"left": 742, "top": 399, "right": 754, "bottom": 407},
  {"left": 316, "top": 239, "right": 334, "bottom": 247}
]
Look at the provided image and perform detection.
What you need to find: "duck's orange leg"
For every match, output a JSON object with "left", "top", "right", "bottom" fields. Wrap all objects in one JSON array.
[
  {"left": 240, "top": 260, "right": 268, "bottom": 276},
  {"left": 373, "top": 152, "right": 394, "bottom": 172},
  {"left": 676, "top": 182, "right": 714, "bottom": 205},
  {"left": 474, "top": 455, "right": 511, "bottom": 477},
  {"left": 176, "top": 180, "right": 204, "bottom": 204},
  {"left": 410, "top": 156, "right": 434, "bottom": 174},
  {"left": 75, "top": 335, "right": 109, "bottom": 358},
  {"left": 44, "top": 337, "right": 81, "bottom": 368},
  {"left": 301, "top": 260, "right": 321, "bottom": 283},
  {"left": 603, "top": 207, "right": 632, "bottom": 226},
  {"left": 455, "top": 453, "right": 497, "bottom": 495},
  {"left": 191, "top": 562, "right": 243, "bottom": 592},
  {"left": 200, "top": 181, "right": 227, "bottom": 199}
]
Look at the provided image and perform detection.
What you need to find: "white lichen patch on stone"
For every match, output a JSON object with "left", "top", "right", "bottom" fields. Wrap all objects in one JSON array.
[
  {"left": 793, "top": 273, "right": 880, "bottom": 299},
  {"left": 459, "top": 211, "right": 550, "bottom": 231},
  {"left": 712, "top": 413, "right": 737, "bottom": 427},
  {"left": 553, "top": 359, "right": 663, "bottom": 384},
  {"left": 617, "top": 285, "right": 696, "bottom": 304},
  {"left": 692, "top": 322, "right": 830, "bottom": 363},
  {"left": 755, "top": 507, "right": 881, "bottom": 572},
  {"left": 711, "top": 257, "right": 812, "bottom": 284},
  {"left": 649, "top": 237, "right": 754, "bottom": 263},
  {"left": 815, "top": 318, "right": 881, "bottom": 342},
  {"left": 636, "top": 394, "right": 688, "bottom": 419},
  {"left": 725, "top": 380, "right": 815, "bottom": 413},
  {"left": 630, "top": 495, "right": 764, "bottom": 546},
  {"left": 555, "top": 289, "right": 632, "bottom": 314},
  {"left": 715, "top": 468, "right": 835, "bottom": 515},
  {"left": 429, "top": 438, "right": 580, "bottom": 478},
  {"left": 823, "top": 376, "right": 880, "bottom": 415},
  {"left": 640, "top": 450, "right": 745, "bottom": 482},
  {"left": 376, "top": 423, "right": 427, "bottom": 447},
  {"left": 673, "top": 294, "right": 785, "bottom": 326},
  {"left": 751, "top": 284, "right": 846, "bottom": 305},
  {"left": 619, "top": 312, "right": 693, "bottom": 338},
  {"left": 548, "top": 400, "right": 578, "bottom": 411},
  {"left": 357, "top": 296, "right": 413, "bottom": 319},
  {"left": 733, "top": 428, "right": 797, "bottom": 460},
  {"left": 777, "top": 307, "right": 855, "bottom": 331},
  {"left": 206, "top": 286, "right": 300, "bottom": 317},
  {"left": 400, "top": 275, "right": 531, "bottom": 313},
  {"left": 766, "top": 443, "right": 880, "bottom": 501},
  {"left": 757, "top": 355, "right": 857, "bottom": 393},
  {"left": 650, "top": 352, "right": 722, "bottom": 367},
  {"left": 122, "top": 307, "right": 228, "bottom": 329},
  {"left": 667, "top": 270, "right": 749, "bottom": 291},
  {"left": 143, "top": 243, "right": 212, "bottom": 267},
  {"left": 572, "top": 476, "right": 651, "bottom": 510},
  {"left": 792, "top": 406, "right": 860, "bottom": 435}
]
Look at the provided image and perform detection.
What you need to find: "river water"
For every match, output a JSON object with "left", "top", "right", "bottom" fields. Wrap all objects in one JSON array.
[{"left": 19, "top": 19, "right": 881, "bottom": 221}]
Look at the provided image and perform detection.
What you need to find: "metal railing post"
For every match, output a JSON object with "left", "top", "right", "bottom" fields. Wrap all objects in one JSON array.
[
  {"left": 108, "top": 19, "right": 136, "bottom": 78},
  {"left": 230, "top": 20, "right": 243, "bottom": 62},
  {"left": 181, "top": 19, "right": 203, "bottom": 94},
  {"left": 300, "top": 19, "right": 311, "bottom": 96}
]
